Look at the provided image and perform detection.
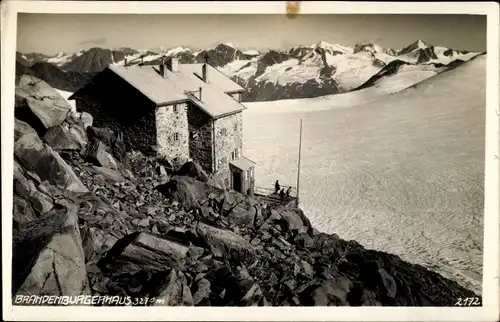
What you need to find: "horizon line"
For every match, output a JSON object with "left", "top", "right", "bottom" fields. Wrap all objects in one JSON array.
[{"left": 17, "top": 38, "right": 476, "bottom": 56}]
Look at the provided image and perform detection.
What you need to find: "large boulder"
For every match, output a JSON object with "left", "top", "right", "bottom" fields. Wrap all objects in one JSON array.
[
  {"left": 68, "top": 111, "right": 93, "bottom": 130},
  {"left": 98, "top": 232, "right": 190, "bottom": 275},
  {"left": 151, "top": 269, "right": 194, "bottom": 306},
  {"left": 378, "top": 268, "right": 398, "bottom": 299},
  {"left": 222, "top": 191, "right": 260, "bottom": 226},
  {"left": 85, "top": 165, "right": 125, "bottom": 183},
  {"left": 12, "top": 196, "right": 38, "bottom": 224},
  {"left": 156, "top": 176, "right": 258, "bottom": 226},
  {"left": 196, "top": 222, "right": 256, "bottom": 263},
  {"left": 300, "top": 276, "right": 353, "bottom": 306},
  {"left": 81, "top": 225, "right": 121, "bottom": 263},
  {"left": 191, "top": 278, "right": 211, "bottom": 305},
  {"left": 13, "top": 161, "right": 53, "bottom": 213},
  {"left": 83, "top": 138, "right": 118, "bottom": 169},
  {"left": 208, "top": 264, "right": 267, "bottom": 306},
  {"left": 15, "top": 75, "right": 72, "bottom": 135},
  {"left": 44, "top": 122, "right": 87, "bottom": 151},
  {"left": 175, "top": 161, "right": 210, "bottom": 183},
  {"left": 12, "top": 200, "right": 90, "bottom": 298},
  {"left": 86, "top": 126, "right": 117, "bottom": 147},
  {"left": 14, "top": 119, "right": 37, "bottom": 141},
  {"left": 155, "top": 176, "right": 221, "bottom": 210},
  {"left": 14, "top": 128, "right": 88, "bottom": 193},
  {"left": 279, "top": 208, "right": 312, "bottom": 235}
]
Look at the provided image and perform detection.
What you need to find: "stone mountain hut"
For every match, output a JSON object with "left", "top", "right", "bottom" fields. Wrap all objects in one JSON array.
[{"left": 69, "top": 56, "right": 255, "bottom": 195}]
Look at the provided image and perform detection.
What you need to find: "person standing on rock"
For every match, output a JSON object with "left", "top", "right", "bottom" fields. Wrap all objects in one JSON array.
[
  {"left": 275, "top": 180, "right": 280, "bottom": 194},
  {"left": 279, "top": 188, "right": 285, "bottom": 200},
  {"left": 286, "top": 186, "right": 292, "bottom": 199}
]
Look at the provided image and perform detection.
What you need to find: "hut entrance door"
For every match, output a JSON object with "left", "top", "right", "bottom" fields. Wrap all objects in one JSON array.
[{"left": 232, "top": 170, "right": 242, "bottom": 193}]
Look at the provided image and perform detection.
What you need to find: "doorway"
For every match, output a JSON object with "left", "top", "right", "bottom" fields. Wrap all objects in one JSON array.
[{"left": 232, "top": 171, "right": 242, "bottom": 193}]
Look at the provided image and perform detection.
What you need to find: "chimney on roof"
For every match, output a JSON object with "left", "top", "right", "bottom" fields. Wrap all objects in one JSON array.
[
  {"left": 166, "top": 57, "right": 179, "bottom": 72},
  {"left": 202, "top": 64, "right": 207, "bottom": 82},
  {"left": 199, "top": 87, "right": 202, "bottom": 101},
  {"left": 202, "top": 53, "right": 209, "bottom": 82},
  {"left": 159, "top": 57, "right": 166, "bottom": 78},
  {"left": 124, "top": 58, "right": 128, "bottom": 67}
]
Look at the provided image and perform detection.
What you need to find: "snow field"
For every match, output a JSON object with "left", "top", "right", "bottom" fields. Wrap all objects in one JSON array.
[{"left": 242, "top": 56, "right": 486, "bottom": 295}]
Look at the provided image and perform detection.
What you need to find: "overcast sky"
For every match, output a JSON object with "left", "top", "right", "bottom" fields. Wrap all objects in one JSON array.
[{"left": 17, "top": 14, "right": 486, "bottom": 54}]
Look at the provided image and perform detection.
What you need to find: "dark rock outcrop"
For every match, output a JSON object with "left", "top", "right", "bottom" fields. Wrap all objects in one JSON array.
[
  {"left": 44, "top": 122, "right": 87, "bottom": 151},
  {"left": 99, "top": 232, "right": 190, "bottom": 274},
  {"left": 12, "top": 200, "right": 90, "bottom": 298},
  {"left": 196, "top": 222, "right": 256, "bottom": 264},
  {"left": 15, "top": 75, "right": 72, "bottom": 136},
  {"left": 83, "top": 138, "right": 118, "bottom": 169},
  {"left": 14, "top": 120, "right": 88, "bottom": 193}
]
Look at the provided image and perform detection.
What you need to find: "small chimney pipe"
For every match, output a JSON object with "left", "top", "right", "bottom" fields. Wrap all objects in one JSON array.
[
  {"left": 199, "top": 87, "right": 202, "bottom": 101},
  {"left": 159, "top": 62, "right": 166, "bottom": 78},
  {"left": 202, "top": 64, "right": 207, "bottom": 82}
]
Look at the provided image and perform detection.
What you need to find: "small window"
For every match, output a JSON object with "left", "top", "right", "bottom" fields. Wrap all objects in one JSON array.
[
  {"left": 173, "top": 104, "right": 178, "bottom": 113},
  {"left": 231, "top": 151, "right": 235, "bottom": 161},
  {"left": 173, "top": 133, "right": 179, "bottom": 142},
  {"left": 221, "top": 128, "right": 227, "bottom": 136},
  {"left": 190, "top": 131, "right": 198, "bottom": 140}
]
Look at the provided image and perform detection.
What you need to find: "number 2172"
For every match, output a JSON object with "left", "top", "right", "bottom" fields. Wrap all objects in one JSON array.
[{"left": 455, "top": 297, "right": 481, "bottom": 306}]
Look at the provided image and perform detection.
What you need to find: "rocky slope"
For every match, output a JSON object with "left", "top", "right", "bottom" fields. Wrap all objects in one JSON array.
[
  {"left": 11, "top": 75, "right": 480, "bottom": 306},
  {"left": 16, "top": 40, "right": 483, "bottom": 102}
]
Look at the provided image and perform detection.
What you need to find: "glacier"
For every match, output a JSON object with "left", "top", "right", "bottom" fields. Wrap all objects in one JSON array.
[{"left": 242, "top": 55, "right": 486, "bottom": 295}]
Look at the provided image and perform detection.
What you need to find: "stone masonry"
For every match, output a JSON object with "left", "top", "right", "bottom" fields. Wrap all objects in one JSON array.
[
  {"left": 75, "top": 95, "right": 157, "bottom": 153},
  {"left": 213, "top": 112, "right": 243, "bottom": 187},
  {"left": 187, "top": 104, "right": 214, "bottom": 173},
  {"left": 155, "top": 103, "right": 190, "bottom": 161}
]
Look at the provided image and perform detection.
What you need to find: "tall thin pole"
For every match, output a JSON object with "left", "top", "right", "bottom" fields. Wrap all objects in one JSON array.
[{"left": 296, "top": 119, "right": 303, "bottom": 207}]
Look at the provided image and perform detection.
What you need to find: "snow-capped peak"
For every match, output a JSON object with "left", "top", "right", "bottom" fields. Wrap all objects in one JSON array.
[
  {"left": 313, "top": 41, "right": 353, "bottom": 55},
  {"left": 223, "top": 42, "right": 236, "bottom": 48},
  {"left": 242, "top": 49, "right": 260, "bottom": 56},
  {"left": 165, "top": 46, "right": 191, "bottom": 56},
  {"left": 415, "top": 39, "right": 429, "bottom": 49},
  {"left": 314, "top": 40, "right": 332, "bottom": 48},
  {"left": 399, "top": 40, "right": 431, "bottom": 54}
]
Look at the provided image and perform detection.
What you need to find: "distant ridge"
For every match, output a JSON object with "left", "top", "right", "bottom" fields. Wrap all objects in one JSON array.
[{"left": 16, "top": 40, "right": 482, "bottom": 102}]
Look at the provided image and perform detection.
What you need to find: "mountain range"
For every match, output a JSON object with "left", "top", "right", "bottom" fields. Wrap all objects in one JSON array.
[{"left": 16, "top": 40, "right": 483, "bottom": 102}]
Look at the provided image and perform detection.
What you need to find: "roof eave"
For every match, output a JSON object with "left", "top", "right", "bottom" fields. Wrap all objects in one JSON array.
[
  {"left": 213, "top": 109, "right": 244, "bottom": 120},
  {"left": 157, "top": 98, "right": 191, "bottom": 107}
]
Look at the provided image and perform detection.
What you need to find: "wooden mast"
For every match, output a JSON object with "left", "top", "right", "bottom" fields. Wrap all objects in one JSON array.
[{"left": 296, "top": 119, "right": 303, "bottom": 207}]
